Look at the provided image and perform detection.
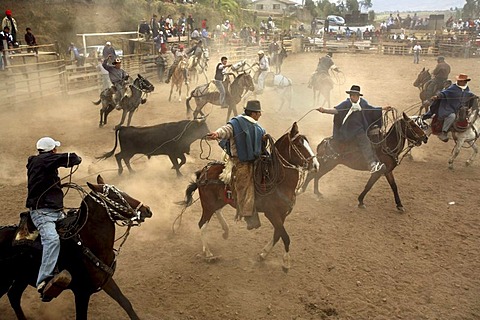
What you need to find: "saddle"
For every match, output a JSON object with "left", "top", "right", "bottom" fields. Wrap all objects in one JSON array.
[
  {"left": 430, "top": 106, "right": 471, "bottom": 135},
  {"left": 197, "top": 161, "right": 235, "bottom": 206},
  {"left": 13, "top": 209, "right": 84, "bottom": 249}
]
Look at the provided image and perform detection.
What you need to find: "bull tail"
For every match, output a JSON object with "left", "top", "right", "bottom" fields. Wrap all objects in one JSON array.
[
  {"left": 96, "top": 127, "right": 120, "bottom": 160},
  {"left": 186, "top": 93, "right": 194, "bottom": 114},
  {"left": 175, "top": 181, "right": 198, "bottom": 207},
  {"left": 92, "top": 99, "right": 102, "bottom": 105}
]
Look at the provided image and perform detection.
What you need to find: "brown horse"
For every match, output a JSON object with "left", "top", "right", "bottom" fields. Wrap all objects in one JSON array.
[
  {"left": 0, "top": 175, "right": 153, "bottom": 319},
  {"left": 299, "top": 112, "right": 428, "bottom": 211},
  {"left": 93, "top": 74, "right": 155, "bottom": 129},
  {"left": 186, "top": 72, "right": 255, "bottom": 123},
  {"left": 179, "top": 123, "right": 319, "bottom": 272},
  {"left": 169, "top": 59, "right": 189, "bottom": 102},
  {"left": 311, "top": 72, "right": 333, "bottom": 108},
  {"left": 413, "top": 68, "right": 451, "bottom": 115}
]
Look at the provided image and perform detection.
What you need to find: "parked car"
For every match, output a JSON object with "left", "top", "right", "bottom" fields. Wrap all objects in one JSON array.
[
  {"left": 327, "top": 15, "right": 345, "bottom": 26},
  {"left": 79, "top": 45, "right": 123, "bottom": 59}
]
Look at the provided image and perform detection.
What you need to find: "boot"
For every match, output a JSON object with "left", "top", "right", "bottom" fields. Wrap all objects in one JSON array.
[
  {"left": 437, "top": 131, "right": 449, "bottom": 142},
  {"left": 244, "top": 211, "right": 261, "bottom": 230},
  {"left": 40, "top": 270, "right": 72, "bottom": 302}
]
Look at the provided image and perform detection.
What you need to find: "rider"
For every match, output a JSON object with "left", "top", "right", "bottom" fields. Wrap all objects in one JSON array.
[
  {"left": 214, "top": 56, "right": 232, "bottom": 108},
  {"left": 103, "top": 55, "right": 129, "bottom": 110},
  {"left": 317, "top": 85, "right": 392, "bottom": 174},
  {"left": 256, "top": 50, "right": 270, "bottom": 93},
  {"left": 308, "top": 51, "right": 339, "bottom": 88},
  {"left": 206, "top": 100, "right": 266, "bottom": 230},
  {"left": 432, "top": 56, "right": 451, "bottom": 92},
  {"left": 26, "top": 137, "right": 82, "bottom": 301},
  {"left": 422, "top": 73, "right": 476, "bottom": 142},
  {"left": 186, "top": 40, "right": 204, "bottom": 69},
  {"left": 165, "top": 44, "right": 188, "bottom": 85}
]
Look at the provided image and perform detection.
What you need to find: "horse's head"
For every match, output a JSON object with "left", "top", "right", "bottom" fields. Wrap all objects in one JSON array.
[
  {"left": 136, "top": 74, "right": 155, "bottom": 93},
  {"left": 413, "top": 68, "right": 431, "bottom": 88},
  {"left": 87, "top": 175, "right": 153, "bottom": 225},
  {"left": 238, "top": 72, "right": 255, "bottom": 92},
  {"left": 401, "top": 112, "right": 428, "bottom": 146},
  {"left": 276, "top": 122, "right": 320, "bottom": 170}
]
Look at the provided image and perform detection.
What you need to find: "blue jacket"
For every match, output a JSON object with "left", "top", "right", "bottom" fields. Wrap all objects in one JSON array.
[
  {"left": 221, "top": 115, "right": 265, "bottom": 162},
  {"left": 426, "top": 84, "right": 475, "bottom": 120},
  {"left": 333, "top": 98, "right": 383, "bottom": 142}
]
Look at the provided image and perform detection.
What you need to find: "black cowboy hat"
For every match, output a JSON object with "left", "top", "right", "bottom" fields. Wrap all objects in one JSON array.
[
  {"left": 346, "top": 85, "right": 363, "bottom": 96},
  {"left": 244, "top": 100, "right": 262, "bottom": 112}
]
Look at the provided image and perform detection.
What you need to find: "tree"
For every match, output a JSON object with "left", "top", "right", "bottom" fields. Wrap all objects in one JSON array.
[
  {"left": 462, "top": 0, "right": 480, "bottom": 19},
  {"left": 359, "top": 0, "right": 373, "bottom": 12},
  {"left": 345, "top": 0, "right": 359, "bottom": 12}
]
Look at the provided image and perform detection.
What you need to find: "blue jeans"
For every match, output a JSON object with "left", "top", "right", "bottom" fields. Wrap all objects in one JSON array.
[
  {"left": 214, "top": 80, "right": 226, "bottom": 106},
  {"left": 30, "top": 208, "right": 63, "bottom": 287}
]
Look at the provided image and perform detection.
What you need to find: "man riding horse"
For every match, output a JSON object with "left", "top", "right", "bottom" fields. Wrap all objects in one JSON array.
[
  {"left": 103, "top": 56, "right": 129, "bottom": 110},
  {"left": 186, "top": 39, "right": 204, "bottom": 70},
  {"left": 431, "top": 56, "right": 451, "bottom": 95},
  {"left": 165, "top": 44, "right": 188, "bottom": 85},
  {"left": 422, "top": 73, "right": 477, "bottom": 142},
  {"left": 317, "top": 85, "right": 392, "bottom": 174},
  {"left": 307, "top": 51, "right": 339, "bottom": 89}
]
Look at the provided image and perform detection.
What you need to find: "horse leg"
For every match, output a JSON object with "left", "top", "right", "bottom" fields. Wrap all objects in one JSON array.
[
  {"left": 449, "top": 136, "right": 466, "bottom": 169},
  {"left": 103, "top": 277, "right": 140, "bottom": 320},
  {"left": 115, "top": 110, "right": 127, "bottom": 130},
  {"left": 126, "top": 111, "right": 134, "bottom": 127},
  {"left": 73, "top": 291, "right": 91, "bottom": 320},
  {"left": 357, "top": 173, "right": 382, "bottom": 209},
  {"left": 214, "top": 210, "right": 229, "bottom": 240},
  {"left": 384, "top": 171, "right": 404, "bottom": 211},
  {"left": 261, "top": 213, "right": 291, "bottom": 273},
  {"left": 169, "top": 84, "right": 174, "bottom": 102},
  {"left": 7, "top": 280, "right": 29, "bottom": 320},
  {"left": 99, "top": 109, "right": 104, "bottom": 127},
  {"left": 178, "top": 84, "right": 183, "bottom": 102},
  {"left": 466, "top": 141, "right": 478, "bottom": 166}
]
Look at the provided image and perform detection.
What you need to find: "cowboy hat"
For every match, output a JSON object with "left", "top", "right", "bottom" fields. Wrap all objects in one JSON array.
[
  {"left": 455, "top": 73, "right": 471, "bottom": 82},
  {"left": 244, "top": 100, "right": 262, "bottom": 112},
  {"left": 257, "top": 50, "right": 264, "bottom": 55},
  {"left": 346, "top": 85, "right": 363, "bottom": 96}
]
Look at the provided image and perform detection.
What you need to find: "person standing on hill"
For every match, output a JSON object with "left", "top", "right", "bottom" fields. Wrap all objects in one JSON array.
[{"left": 2, "top": 9, "right": 18, "bottom": 45}]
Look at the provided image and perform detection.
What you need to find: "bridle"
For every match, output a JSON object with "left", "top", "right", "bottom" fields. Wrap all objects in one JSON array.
[
  {"left": 284, "top": 133, "right": 316, "bottom": 170},
  {"left": 89, "top": 184, "right": 144, "bottom": 227}
]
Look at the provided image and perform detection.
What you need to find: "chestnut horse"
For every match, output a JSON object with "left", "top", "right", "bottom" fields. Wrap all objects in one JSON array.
[
  {"left": 0, "top": 175, "right": 153, "bottom": 320},
  {"left": 299, "top": 113, "right": 428, "bottom": 211},
  {"left": 179, "top": 123, "right": 319, "bottom": 272}
]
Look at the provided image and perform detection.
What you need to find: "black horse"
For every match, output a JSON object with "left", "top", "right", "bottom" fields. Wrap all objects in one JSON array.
[
  {"left": 299, "top": 113, "right": 428, "bottom": 211},
  {"left": 93, "top": 74, "right": 155, "bottom": 129},
  {"left": 0, "top": 176, "right": 153, "bottom": 319},
  {"left": 413, "top": 68, "right": 451, "bottom": 115}
]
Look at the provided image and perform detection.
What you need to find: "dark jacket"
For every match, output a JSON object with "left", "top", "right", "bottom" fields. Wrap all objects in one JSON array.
[
  {"left": 26, "top": 152, "right": 82, "bottom": 209},
  {"left": 426, "top": 84, "right": 475, "bottom": 120},
  {"left": 333, "top": 98, "right": 383, "bottom": 142}
]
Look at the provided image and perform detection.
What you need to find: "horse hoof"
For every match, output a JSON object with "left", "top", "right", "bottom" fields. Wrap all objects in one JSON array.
[
  {"left": 397, "top": 206, "right": 405, "bottom": 212},
  {"left": 466, "top": 161, "right": 471, "bottom": 167},
  {"left": 358, "top": 204, "right": 366, "bottom": 209},
  {"left": 282, "top": 266, "right": 290, "bottom": 274},
  {"left": 222, "top": 231, "right": 229, "bottom": 240},
  {"left": 257, "top": 253, "right": 267, "bottom": 262}
]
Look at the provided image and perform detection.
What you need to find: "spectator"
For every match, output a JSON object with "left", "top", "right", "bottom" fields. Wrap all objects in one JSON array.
[
  {"left": 187, "top": 14, "right": 194, "bottom": 31},
  {"left": 256, "top": 50, "right": 269, "bottom": 93},
  {"left": 201, "top": 27, "right": 210, "bottom": 46},
  {"left": 24, "top": 27, "right": 37, "bottom": 54},
  {"left": 1, "top": 26, "right": 14, "bottom": 50},
  {"left": 191, "top": 28, "right": 200, "bottom": 41},
  {"left": 201, "top": 18, "right": 207, "bottom": 30},
  {"left": 2, "top": 9, "right": 18, "bottom": 45},
  {"left": 299, "top": 23, "right": 305, "bottom": 33},
  {"left": 67, "top": 43, "right": 85, "bottom": 66},
  {"left": 97, "top": 58, "right": 111, "bottom": 90},
  {"left": 150, "top": 14, "right": 160, "bottom": 38},
  {"left": 102, "top": 41, "right": 116, "bottom": 63},
  {"left": 413, "top": 42, "right": 421, "bottom": 64},
  {"left": 138, "top": 20, "right": 151, "bottom": 40}
]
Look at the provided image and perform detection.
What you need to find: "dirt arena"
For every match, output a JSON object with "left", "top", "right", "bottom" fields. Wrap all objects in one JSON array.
[{"left": 1, "top": 52, "right": 479, "bottom": 320}]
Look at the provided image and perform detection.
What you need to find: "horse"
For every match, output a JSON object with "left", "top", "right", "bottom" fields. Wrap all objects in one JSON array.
[
  {"left": 447, "top": 107, "right": 480, "bottom": 169},
  {"left": 178, "top": 122, "right": 320, "bottom": 272},
  {"left": 413, "top": 68, "right": 451, "bottom": 115},
  {"left": 186, "top": 72, "right": 255, "bottom": 123},
  {"left": 246, "top": 63, "right": 293, "bottom": 110},
  {"left": 270, "top": 46, "right": 287, "bottom": 74},
  {"left": 169, "top": 59, "right": 190, "bottom": 102},
  {"left": 0, "top": 175, "right": 153, "bottom": 319},
  {"left": 299, "top": 112, "right": 428, "bottom": 211},
  {"left": 93, "top": 74, "right": 155, "bottom": 129},
  {"left": 187, "top": 48, "right": 209, "bottom": 84},
  {"left": 311, "top": 72, "right": 333, "bottom": 108}
]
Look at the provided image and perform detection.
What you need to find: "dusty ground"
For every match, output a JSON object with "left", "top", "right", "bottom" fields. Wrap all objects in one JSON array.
[{"left": 1, "top": 52, "right": 480, "bottom": 320}]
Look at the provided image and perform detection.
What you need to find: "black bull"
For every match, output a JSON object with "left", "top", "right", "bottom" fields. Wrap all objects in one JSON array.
[{"left": 97, "top": 119, "right": 210, "bottom": 176}]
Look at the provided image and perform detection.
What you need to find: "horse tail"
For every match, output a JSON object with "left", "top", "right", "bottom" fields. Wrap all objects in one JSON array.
[
  {"left": 92, "top": 99, "right": 102, "bottom": 105},
  {"left": 96, "top": 127, "right": 120, "bottom": 160},
  {"left": 177, "top": 173, "right": 200, "bottom": 207}
]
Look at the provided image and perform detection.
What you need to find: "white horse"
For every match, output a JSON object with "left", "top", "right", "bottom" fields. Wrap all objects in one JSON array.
[
  {"left": 187, "top": 48, "right": 209, "bottom": 84},
  {"left": 448, "top": 108, "right": 480, "bottom": 169}
]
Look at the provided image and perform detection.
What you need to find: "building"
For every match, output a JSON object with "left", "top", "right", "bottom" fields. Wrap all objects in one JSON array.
[{"left": 251, "top": 0, "right": 297, "bottom": 15}]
